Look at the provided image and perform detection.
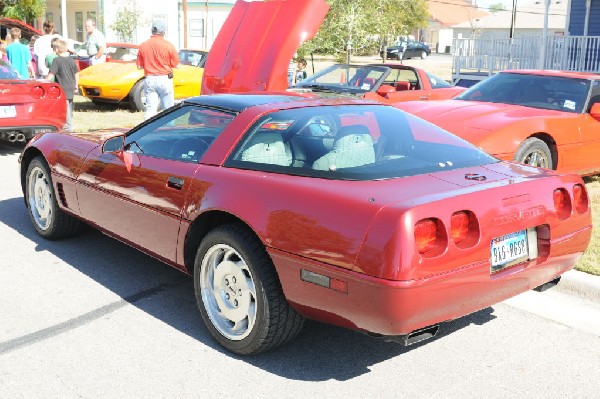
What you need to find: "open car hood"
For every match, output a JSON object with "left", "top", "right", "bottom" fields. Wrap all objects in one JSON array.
[
  {"left": 0, "top": 17, "right": 42, "bottom": 40},
  {"left": 201, "top": 0, "right": 329, "bottom": 95}
]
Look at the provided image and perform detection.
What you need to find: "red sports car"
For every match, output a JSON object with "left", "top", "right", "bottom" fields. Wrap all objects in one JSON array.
[
  {"left": 290, "top": 63, "right": 464, "bottom": 102},
  {"left": 395, "top": 70, "right": 600, "bottom": 176},
  {"left": 0, "top": 60, "right": 66, "bottom": 143},
  {"left": 20, "top": 93, "right": 591, "bottom": 354}
]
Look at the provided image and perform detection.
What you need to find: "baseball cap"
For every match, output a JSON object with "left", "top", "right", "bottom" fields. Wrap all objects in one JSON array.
[{"left": 152, "top": 20, "right": 166, "bottom": 35}]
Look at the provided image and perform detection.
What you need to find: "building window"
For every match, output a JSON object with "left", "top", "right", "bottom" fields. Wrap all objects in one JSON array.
[
  {"left": 75, "top": 12, "right": 83, "bottom": 42},
  {"left": 190, "top": 19, "right": 204, "bottom": 37}
]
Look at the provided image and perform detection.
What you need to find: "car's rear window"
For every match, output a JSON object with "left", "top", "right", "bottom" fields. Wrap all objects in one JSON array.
[
  {"left": 226, "top": 105, "right": 497, "bottom": 180},
  {"left": 456, "top": 72, "right": 591, "bottom": 113}
]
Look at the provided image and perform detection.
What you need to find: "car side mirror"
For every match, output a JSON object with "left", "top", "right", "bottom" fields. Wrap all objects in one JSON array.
[
  {"left": 376, "top": 84, "right": 396, "bottom": 96},
  {"left": 103, "top": 135, "right": 125, "bottom": 153},
  {"left": 590, "top": 103, "right": 600, "bottom": 120}
]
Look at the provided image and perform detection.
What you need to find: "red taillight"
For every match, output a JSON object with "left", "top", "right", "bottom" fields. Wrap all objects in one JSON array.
[
  {"left": 47, "top": 86, "right": 62, "bottom": 99},
  {"left": 573, "top": 184, "right": 589, "bottom": 214},
  {"left": 415, "top": 218, "right": 438, "bottom": 254},
  {"left": 451, "top": 211, "right": 470, "bottom": 245},
  {"left": 553, "top": 188, "right": 571, "bottom": 219},
  {"left": 30, "top": 86, "right": 44, "bottom": 99}
]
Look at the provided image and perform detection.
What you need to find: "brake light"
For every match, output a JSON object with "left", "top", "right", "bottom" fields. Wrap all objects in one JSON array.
[
  {"left": 415, "top": 218, "right": 438, "bottom": 254},
  {"left": 30, "top": 86, "right": 44, "bottom": 99},
  {"left": 451, "top": 211, "right": 470, "bottom": 245},
  {"left": 47, "top": 86, "right": 62, "bottom": 99},
  {"left": 553, "top": 188, "right": 571, "bottom": 219},
  {"left": 572, "top": 184, "right": 589, "bottom": 214}
]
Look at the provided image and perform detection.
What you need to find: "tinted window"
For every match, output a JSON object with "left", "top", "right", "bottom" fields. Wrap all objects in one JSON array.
[
  {"left": 226, "top": 105, "right": 496, "bottom": 180},
  {"left": 456, "top": 72, "right": 591, "bottom": 113},
  {"left": 125, "top": 105, "right": 234, "bottom": 162},
  {"left": 428, "top": 73, "right": 451, "bottom": 88}
]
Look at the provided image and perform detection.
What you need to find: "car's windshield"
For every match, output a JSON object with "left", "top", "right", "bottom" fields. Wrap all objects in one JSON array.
[
  {"left": 227, "top": 105, "right": 497, "bottom": 180},
  {"left": 179, "top": 50, "right": 208, "bottom": 67},
  {"left": 456, "top": 72, "right": 591, "bottom": 113},
  {"left": 0, "top": 60, "right": 19, "bottom": 79},
  {"left": 106, "top": 46, "right": 138, "bottom": 61},
  {"left": 293, "top": 64, "right": 389, "bottom": 94}
]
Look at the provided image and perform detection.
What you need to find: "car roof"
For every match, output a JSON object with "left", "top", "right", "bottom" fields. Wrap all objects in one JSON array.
[
  {"left": 502, "top": 69, "right": 600, "bottom": 80},
  {"left": 183, "top": 93, "right": 378, "bottom": 112}
]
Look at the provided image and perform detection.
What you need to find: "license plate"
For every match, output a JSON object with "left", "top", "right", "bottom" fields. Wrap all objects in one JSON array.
[
  {"left": 0, "top": 105, "right": 16, "bottom": 118},
  {"left": 490, "top": 229, "right": 536, "bottom": 274}
]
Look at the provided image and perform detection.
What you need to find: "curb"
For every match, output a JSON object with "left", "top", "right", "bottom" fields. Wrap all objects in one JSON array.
[{"left": 554, "top": 269, "right": 600, "bottom": 302}]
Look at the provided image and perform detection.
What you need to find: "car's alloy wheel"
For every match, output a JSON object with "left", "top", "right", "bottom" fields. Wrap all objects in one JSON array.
[
  {"left": 421, "top": 51, "right": 428, "bottom": 59},
  {"left": 199, "top": 242, "right": 257, "bottom": 341},
  {"left": 25, "top": 157, "right": 83, "bottom": 239},
  {"left": 27, "top": 163, "right": 53, "bottom": 232},
  {"left": 194, "top": 224, "right": 304, "bottom": 355},
  {"left": 514, "top": 137, "right": 553, "bottom": 169}
]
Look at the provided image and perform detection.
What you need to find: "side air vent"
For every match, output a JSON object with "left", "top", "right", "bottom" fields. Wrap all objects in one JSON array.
[{"left": 56, "top": 183, "right": 68, "bottom": 208}]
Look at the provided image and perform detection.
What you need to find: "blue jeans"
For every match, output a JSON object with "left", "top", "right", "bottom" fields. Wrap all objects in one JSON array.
[{"left": 144, "top": 75, "right": 174, "bottom": 120}]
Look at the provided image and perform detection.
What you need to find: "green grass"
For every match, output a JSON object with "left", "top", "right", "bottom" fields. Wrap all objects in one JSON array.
[
  {"left": 577, "top": 176, "right": 600, "bottom": 275},
  {"left": 72, "top": 94, "right": 600, "bottom": 276}
]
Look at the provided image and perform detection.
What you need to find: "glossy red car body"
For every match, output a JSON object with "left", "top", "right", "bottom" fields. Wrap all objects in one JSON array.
[
  {"left": 396, "top": 70, "right": 600, "bottom": 176},
  {"left": 19, "top": 93, "right": 591, "bottom": 353},
  {"left": 0, "top": 60, "right": 66, "bottom": 143}
]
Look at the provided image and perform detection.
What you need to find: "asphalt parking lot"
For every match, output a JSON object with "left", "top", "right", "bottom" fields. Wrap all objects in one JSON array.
[{"left": 1, "top": 142, "right": 600, "bottom": 398}]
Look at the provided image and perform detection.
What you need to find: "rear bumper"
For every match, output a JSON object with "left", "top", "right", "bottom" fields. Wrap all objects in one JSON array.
[
  {"left": 0, "top": 125, "right": 59, "bottom": 140},
  {"left": 271, "top": 226, "right": 590, "bottom": 336}
]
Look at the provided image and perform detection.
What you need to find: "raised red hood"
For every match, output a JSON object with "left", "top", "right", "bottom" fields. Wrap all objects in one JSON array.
[{"left": 202, "top": 0, "right": 329, "bottom": 95}]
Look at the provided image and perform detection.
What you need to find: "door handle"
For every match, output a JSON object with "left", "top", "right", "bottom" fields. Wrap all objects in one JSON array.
[{"left": 167, "top": 176, "right": 184, "bottom": 190}]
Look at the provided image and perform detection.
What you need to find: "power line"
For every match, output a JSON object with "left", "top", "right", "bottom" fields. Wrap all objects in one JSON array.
[{"left": 426, "top": 0, "right": 567, "bottom": 17}]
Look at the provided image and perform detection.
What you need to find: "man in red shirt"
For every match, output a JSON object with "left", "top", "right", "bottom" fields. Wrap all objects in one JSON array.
[{"left": 136, "top": 20, "right": 180, "bottom": 120}]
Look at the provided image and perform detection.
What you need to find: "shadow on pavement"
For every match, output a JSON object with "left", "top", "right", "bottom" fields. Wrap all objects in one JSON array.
[
  {"left": 0, "top": 196, "right": 496, "bottom": 381},
  {"left": 0, "top": 141, "right": 25, "bottom": 156}
]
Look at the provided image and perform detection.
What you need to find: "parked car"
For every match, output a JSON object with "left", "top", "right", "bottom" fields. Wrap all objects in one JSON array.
[
  {"left": 395, "top": 70, "right": 600, "bottom": 176},
  {"left": 382, "top": 41, "right": 431, "bottom": 60},
  {"left": 291, "top": 63, "right": 464, "bottom": 102},
  {"left": 0, "top": 60, "right": 66, "bottom": 143},
  {"left": 78, "top": 44, "right": 205, "bottom": 111},
  {"left": 20, "top": 93, "right": 592, "bottom": 355},
  {"left": 178, "top": 49, "right": 208, "bottom": 67}
]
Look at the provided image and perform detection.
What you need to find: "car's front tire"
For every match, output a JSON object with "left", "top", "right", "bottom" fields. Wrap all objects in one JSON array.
[
  {"left": 420, "top": 51, "right": 428, "bottom": 59},
  {"left": 194, "top": 224, "right": 304, "bottom": 355},
  {"left": 514, "top": 137, "right": 554, "bottom": 169},
  {"left": 25, "top": 157, "right": 83, "bottom": 239}
]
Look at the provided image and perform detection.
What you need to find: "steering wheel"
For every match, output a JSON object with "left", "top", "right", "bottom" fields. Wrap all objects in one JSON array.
[{"left": 299, "top": 115, "right": 338, "bottom": 138}]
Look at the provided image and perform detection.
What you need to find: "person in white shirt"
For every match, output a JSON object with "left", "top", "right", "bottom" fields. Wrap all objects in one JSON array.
[{"left": 33, "top": 20, "right": 60, "bottom": 78}]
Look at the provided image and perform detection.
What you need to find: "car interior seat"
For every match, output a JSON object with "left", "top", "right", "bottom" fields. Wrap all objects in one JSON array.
[
  {"left": 312, "top": 124, "right": 375, "bottom": 171},
  {"left": 396, "top": 81, "right": 411, "bottom": 91},
  {"left": 240, "top": 131, "right": 292, "bottom": 166}
]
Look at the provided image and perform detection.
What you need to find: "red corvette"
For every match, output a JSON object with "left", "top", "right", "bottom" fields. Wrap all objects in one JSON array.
[
  {"left": 395, "top": 70, "right": 600, "bottom": 176},
  {"left": 20, "top": 93, "right": 591, "bottom": 354},
  {"left": 0, "top": 60, "right": 66, "bottom": 143}
]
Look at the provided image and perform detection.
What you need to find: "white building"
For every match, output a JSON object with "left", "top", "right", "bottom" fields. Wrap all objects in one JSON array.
[
  {"left": 43, "top": 0, "right": 236, "bottom": 49},
  {"left": 452, "top": 0, "right": 567, "bottom": 39}
]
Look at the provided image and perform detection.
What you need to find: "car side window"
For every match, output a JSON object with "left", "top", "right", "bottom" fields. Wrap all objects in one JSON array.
[{"left": 124, "top": 105, "right": 234, "bottom": 162}]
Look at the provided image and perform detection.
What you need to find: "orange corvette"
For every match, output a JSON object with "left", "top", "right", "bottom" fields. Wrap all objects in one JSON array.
[{"left": 394, "top": 70, "right": 600, "bottom": 176}]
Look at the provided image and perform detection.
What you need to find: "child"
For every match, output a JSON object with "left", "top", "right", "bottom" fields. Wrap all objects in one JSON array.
[
  {"left": 45, "top": 39, "right": 79, "bottom": 132},
  {"left": 44, "top": 36, "right": 62, "bottom": 80},
  {"left": 295, "top": 58, "right": 307, "bottom": 83},
  {"left": 6, "top": 28, "right": 35, "bottom": 79}
]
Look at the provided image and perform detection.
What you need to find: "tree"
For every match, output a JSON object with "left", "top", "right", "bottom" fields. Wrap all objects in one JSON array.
[
  {"left": 0, "top": 0, "right": 45, "bottom": 24},
  {"left": 489, "top": 3, "right": 507, "bottom": 13},
  {"left": 109, "top": 0, "right": 146, "bottom": 43},
  {"left": 301, "top": 0, "right": 428, "bottom": 58}
]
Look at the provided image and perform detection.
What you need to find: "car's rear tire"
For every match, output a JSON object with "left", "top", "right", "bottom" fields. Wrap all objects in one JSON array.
[
  {"left": 514, "top": 137, "right": 554, "bottom": 169},
  {"left": 25, "top": 156, "right": 84, "bottom": 239},
  {"left": 129, "top": 80, "right": 146, "bottom": 112},
  {"left": 194, "top": 224, "right": 304, "bottom": 355},
  {"left": 420, "top": 51, "right": 428, "bottom": 59}
]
